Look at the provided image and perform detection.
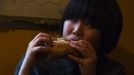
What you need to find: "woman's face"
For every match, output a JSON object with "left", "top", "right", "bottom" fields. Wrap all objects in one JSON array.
[{"left": 62, "top": 19, "right": 101, "bottom": 50}]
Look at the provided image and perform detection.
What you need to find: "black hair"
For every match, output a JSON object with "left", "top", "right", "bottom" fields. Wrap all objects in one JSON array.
[{"left": 59, "top": 0, "right": 123, "bottom": 55}]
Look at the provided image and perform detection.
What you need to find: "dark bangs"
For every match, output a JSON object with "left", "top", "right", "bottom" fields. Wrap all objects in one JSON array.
[
  {"left": 61, "top": 0, "right": 99, "bottom": 27},
  {"left": 63, "top": 0, "right": 95, "bottom": 19}
]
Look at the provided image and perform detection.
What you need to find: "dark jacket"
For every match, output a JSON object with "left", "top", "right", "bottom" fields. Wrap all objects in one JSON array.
[{"left": 14, "top": 55, "right": 126, "bottom": 75}]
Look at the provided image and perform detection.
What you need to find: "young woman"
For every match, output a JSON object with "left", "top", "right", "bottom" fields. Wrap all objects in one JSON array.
[{"left": 15, "top": 0, "right": 126, "bottom": 75}]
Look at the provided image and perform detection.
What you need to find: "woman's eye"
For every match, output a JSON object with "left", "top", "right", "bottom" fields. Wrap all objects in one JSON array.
[
  {"left": 85, "top": 25, "right": 91, "bottom": 28},
  {"left": 85, "top": 23, "right": 94, "bottom": 28},
  {"left": 71, "top": 19, "right": 79, "bottom": 23},
  {"left": 83, "top": 21, "right": 95, "bottom": 28},
  {"left": 84, "top": 20, "right": 90, "bottom": 26}
]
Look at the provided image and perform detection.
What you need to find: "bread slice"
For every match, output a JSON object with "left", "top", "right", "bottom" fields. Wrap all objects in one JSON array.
[{"left": 47, "top": 38, "right": 73, "bottom": 59}]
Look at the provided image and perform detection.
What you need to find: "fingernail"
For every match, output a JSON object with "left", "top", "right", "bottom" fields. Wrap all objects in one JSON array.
[{"left": 70, "top": 40, "right": 76, "bottom": 43}]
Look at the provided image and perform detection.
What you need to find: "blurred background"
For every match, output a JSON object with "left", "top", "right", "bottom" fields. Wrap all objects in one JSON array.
[{"left": 0, "top": 0, "right": 133, "bottom": 75}]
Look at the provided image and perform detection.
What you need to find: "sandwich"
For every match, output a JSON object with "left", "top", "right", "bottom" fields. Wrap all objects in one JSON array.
[{"left": 48, "top": 38, "right": 76, "bottom": 59}]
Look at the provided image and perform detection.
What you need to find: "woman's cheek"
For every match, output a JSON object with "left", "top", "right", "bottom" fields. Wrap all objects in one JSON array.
[
  {"left": 63, "top": 26, "right": 74, "bottom": 36},
  {"left": 83, "top": 29, "right": 100, "bottom": 43}
]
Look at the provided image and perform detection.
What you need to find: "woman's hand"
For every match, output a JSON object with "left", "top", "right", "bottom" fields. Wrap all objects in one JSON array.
[
  {"left": 68, "top": 40, "right": 97, "bottom": 75},
  {"left": 19, "top": 32, "right": 53, "bottom": 75},
  {"left": 26, "top": 32, "right": 53, "bottom": 63}
]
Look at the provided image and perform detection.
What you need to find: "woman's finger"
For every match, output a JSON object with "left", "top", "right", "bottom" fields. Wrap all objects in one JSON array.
[
  {"left": 32, "top": 36, "right": 53, "bottom": 47},
  {"left": 32, "top": 32, "right": 52, "bottom": 42},
  {"left": 31, "top": 46, "right": 51, "bottom": 55},
  {"left": 70, "top": 41, "right": 89, "bottom": 58},
  {"left": 79, "top": 40, "right": 96, "bottom": 56},
  {"left": 69, "top": 42, "right": 84, "bottom": 53},
  {"left": 70, "top": 40, "right": 95, "bottom": 58},
  {"left": 68, "top": 54, "right": 83, "bottom": 64}
]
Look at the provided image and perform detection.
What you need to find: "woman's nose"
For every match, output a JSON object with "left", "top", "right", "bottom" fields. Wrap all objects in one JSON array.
[{"left": 72, "top": 21, "right": 83, "bottom": 37}]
